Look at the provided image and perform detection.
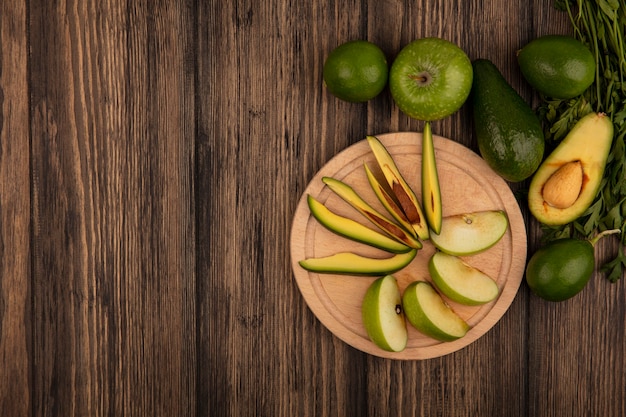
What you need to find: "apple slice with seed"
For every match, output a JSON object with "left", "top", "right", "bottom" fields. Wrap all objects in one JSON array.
[
  {"left": 362, "top": 275, "right": 408, "bottom": 352},
  {"left": 429, "top": 210, "right": 508, "bottom": 256}
]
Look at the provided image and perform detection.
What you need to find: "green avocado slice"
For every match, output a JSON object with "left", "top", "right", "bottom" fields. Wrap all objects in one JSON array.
[
  {"left": 299, "top": 249, "right": 417, "bottom": 275},
  {"left": 366, "top": 135, "right": 430, "bottom": 240},
  {"left": 307, "top": 195, "right": 411, "bottom": 254},
  {"left": 421, "top": 122, "right": 443, "bottom": 234},
  {"left": 363, "top": 163, "right": 418, "bottom": 241},
  {"left": 322, "top": 176, "right": 422, "bottom": 249}
]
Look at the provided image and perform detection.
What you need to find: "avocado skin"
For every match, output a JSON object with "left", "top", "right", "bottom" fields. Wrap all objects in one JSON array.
[
  {"left": 525, "top": 239, "right": 594, "bottom": 302},
  {"left": 471, "top": 59, "right": 544, "bottom": 182}
]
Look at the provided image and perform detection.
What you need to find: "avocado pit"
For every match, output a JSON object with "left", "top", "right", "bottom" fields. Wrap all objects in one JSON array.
[{"left": 542, "top": 160, "right": 583, "bottom": 209}]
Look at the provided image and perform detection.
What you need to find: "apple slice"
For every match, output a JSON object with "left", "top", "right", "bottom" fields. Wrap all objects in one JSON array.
[
  {"left": 307, "top": 195, "right": 411, "bottom": 254},
  {"left": 429, "top": 251, "right": 499, "bottom": 305},
  {"left": 429, "top": 210, "right": 508, "bottom": 256},
  {"left": 299, "top": 249, "right": 417, "bottom": 276},
  {"left": 402, "top": 281, "right": 470, "bottom": 342},
  {"left": 362, "top": 275, "right": 408, "bottom": 352},
  {"left": 322, "top": 176, "right": 421, "bottom": 249},
  {"left": 366, "top": 135, "right": 430, "bottom": 240}
]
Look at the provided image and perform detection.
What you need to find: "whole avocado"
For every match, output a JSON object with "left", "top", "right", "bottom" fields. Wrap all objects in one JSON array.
[
  {"left": 517, "top": 35, "right": 595, "bottom": 99},
  {"left": 471, "top": 59, "right": 544, "bottom": 182},
  {"left": 525, "top": 238, "right": 594, "bottom": 302}
]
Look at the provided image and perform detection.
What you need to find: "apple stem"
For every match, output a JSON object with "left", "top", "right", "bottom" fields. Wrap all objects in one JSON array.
[
  {"left": 589, "top": 228, "right": 621, "bottom": 247},
  {"left": 408, "top": 71, "right": 432, "bottom": 86}
]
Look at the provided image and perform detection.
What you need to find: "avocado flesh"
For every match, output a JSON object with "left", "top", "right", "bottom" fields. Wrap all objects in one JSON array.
[
  {"left": 363, "top": 163, "right": 419, "bottom": 246},
  {"left": 528, "top": 112, "right": 613, "bottom": 226},
  {"left": 421, "top": 122, "right": 443, "bottom": 234},
  {"left": 307, "top": 195, "right": 412, "bottom": 254},
  {"left": 471, "top": 59, "right": 544, "bottom": 182},
  {"left": 366, "top": 136, "right": 430, "bottom": 240},
  {"left": 322, "top": 177, "right": 422, "bottom": 249},
  {"left": 299, "top": 249, "right": 417, "bottom": 275}
]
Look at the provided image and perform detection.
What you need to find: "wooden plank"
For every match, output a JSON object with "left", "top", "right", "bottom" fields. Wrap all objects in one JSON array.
[
  {"left": 196, "top": 1, "right": 372, "bottom": 416},
  {"left": 28, "top": 1, "right": 196, "bottom": 415},
  {"left": 0, "top": 1, "right": 31, "bottom": 416},
  {"left": 526, "top": 3, "right": 626, "bottom": 417}
]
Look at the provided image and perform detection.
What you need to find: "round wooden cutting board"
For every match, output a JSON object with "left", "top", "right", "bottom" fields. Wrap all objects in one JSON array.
[{"left": 290, "top": 132, "right": 527, "bottom": 360}]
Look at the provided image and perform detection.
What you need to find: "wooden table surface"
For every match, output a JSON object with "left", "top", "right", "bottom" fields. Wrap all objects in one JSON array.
[{"left": 1, "top": 1, "right": 625, "bottom": 416}]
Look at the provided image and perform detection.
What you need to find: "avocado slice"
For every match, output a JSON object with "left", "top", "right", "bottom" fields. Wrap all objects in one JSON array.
[
  {"left": 365, "top": 135, "right": 430, "bottom": 240},
  {"left": 307, "top": 194, "right": 412, "bottom": 254},
  {"left": 421, "top": 122, "right": 443, "bottom": 234},
  {"left": 528, "top": 112, "right": 613, "bottom": 226},
  {"left": 363, "top": 163, "right": 418, "bottom": 241},
  {"left": 322, "top": 177, "right": 422, "bottom": 249},
  {"left": 299, "top": 248, "right": 417, "bottom": 275}
]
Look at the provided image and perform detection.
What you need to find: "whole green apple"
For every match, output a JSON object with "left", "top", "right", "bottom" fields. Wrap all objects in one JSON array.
[{"left": 389, "top": 38, "right": 473, "bottom": 121}]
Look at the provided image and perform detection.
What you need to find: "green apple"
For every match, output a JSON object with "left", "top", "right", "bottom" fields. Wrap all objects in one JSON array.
[
  {"left": 307, "top": 194, "right": 411, "bottom": 254},
  {"left": 388, "top": 38, "right": 471, "bottom": 238},
  {"left": 322, "top": 176, "right": 421, "bottom": 249},
  {"left": 299, "top": 248, "right": 417, "bottom": 276},
  {"left": 429, "top": 251, "right": 499, "bottom": 305},
  {"left": 362, "top": 275, "right": 408, "bottom": 352},
  {"left": 429, "top": 210, "right": 508, "bottom": 256},
  {"left": 402, "top": 281, "right": 470, "bottom": 342},
  {"left": 389, "top": 37, "right": 473, "bottom": 122}
]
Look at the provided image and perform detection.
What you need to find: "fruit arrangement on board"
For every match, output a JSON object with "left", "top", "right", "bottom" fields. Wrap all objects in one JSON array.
[{"left": 298, "top": 4, "right": 626, "bottom": 353}]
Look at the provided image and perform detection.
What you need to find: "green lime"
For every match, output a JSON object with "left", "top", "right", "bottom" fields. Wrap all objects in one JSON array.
[
  {"left": 525, "top": 238, "right": 594, "bottom": 302},
  {"left": 323, "top": 40, "right": 388, "bottom": 102},
  {"left": 517, "top": 35, "right": 595, "bottom": 99}
]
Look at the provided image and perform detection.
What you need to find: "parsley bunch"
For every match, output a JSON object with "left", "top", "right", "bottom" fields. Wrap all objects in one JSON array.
[{"left": 538, "top": 0, "right": 626, "bottom": 282}]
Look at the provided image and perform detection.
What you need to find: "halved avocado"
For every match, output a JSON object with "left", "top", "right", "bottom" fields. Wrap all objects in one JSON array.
[
  {"left": 422, "top": 122, "right": 443, "bottom": 234},
  {"left": 299, "top": 249, "right": 417, "bottom": 275},
  {"left": 307, "top": 194, "right": 411, "bottom": 254},
  {"left": 322, "top": 177, "right": 422, "bottom": 249},
  {"left": 366, "top": 135, "right": 430, "bottom": 240},
  {"left": 528, "top": 112, "right": 613, "bottom": 226}
]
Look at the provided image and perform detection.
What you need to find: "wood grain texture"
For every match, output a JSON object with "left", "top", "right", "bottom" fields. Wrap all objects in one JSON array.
[
  {"left": 28, "top": 0, "right": 196, "bottom": 415},
  {"left": 0, "top": 2, "right": 31, "bottom": 416},
  {"left": 0, "top": 0, "right": 623, "bottom": 416}
]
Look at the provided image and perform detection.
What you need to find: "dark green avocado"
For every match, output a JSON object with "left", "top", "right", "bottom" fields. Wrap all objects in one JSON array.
[{"left": 471, "top": 59, "right": 544, "bottom": 182}]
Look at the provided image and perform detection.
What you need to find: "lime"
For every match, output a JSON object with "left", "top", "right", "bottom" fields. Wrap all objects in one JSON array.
[
  {"left": 517, "top": 35, "right": 595, "bottom": 99},
  {"left": 322, "top": 40, "right": 388, "bottom": 102}
]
